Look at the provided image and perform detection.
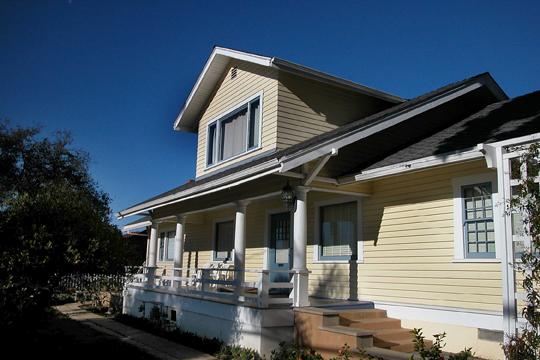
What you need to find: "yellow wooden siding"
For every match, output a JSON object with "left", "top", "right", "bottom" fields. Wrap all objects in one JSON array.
[
  {"left": 276, "top": 72, "right": 390, "bottom": 150},
  {"left": 195, "top": 60, "right": 279, "bottom": 178},
  {"left": 358, "top": 160, "right": 502, "bottom": 311},
  {"left": 156, "top": 160, "right": 503, "bottom": 312}
]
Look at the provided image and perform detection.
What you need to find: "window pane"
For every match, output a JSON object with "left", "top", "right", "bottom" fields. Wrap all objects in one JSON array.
[
  {"left": 462, "top": 183, "right": 495, "bottom": 257},
  {"left": 207, "top": 123, "right": 217, "bottom": 165},
  {"left": 166, "top": 231, "right": 176, "bottom": 261},
  {"left": 248, "top": 99, "right": 260, "bottom": 149},
  {"left": 216, "top": 221, "right": 234, "bottom": 260},
  {"left": 219, "top": 108, "right": 247, "bottom": 161},
  {"left": 159, "top": 232, "right": 165, "bottom": 261},
  {"left": 321, "top": 202, "right": 356, "bottom": 258}
]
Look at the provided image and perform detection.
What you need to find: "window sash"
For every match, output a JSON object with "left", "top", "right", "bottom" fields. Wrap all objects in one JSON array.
[
  {"left": 320, "top": 201, "right": 357, "bottom": 260},
  {"left": 462, "top": 183, "right": 495, "bottom": 258},
  {"left": 215, "top": 221, "right": 234, "bottom": 261},
  {"left": 206, "top": 96, "right": 261, "bottom": 167},
  {"left": 166, "top": 231, "right": 175, "bottom": 261}
]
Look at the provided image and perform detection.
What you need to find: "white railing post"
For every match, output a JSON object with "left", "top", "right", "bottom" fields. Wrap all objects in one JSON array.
[
  {"left": 258, "top": 270, "right": 269, "bottom": 308},
  {"left": 201, "top": 268, "right": 210, "bottom": 292}
]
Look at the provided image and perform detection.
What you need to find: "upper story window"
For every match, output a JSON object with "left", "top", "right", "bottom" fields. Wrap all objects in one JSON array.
[{"left": 206, "top": 95, "right": 261, "bottom": 167}]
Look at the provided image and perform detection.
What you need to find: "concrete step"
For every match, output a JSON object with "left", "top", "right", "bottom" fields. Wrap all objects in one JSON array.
[
  {"left": 338, "top": 309, "right": 387, "bottom": 321},
  {"left": 373, "top": 328, "right": 412, "bottom": 342},
  {"left": 346, "top": 317, "right": 402, "bottom": 330}
]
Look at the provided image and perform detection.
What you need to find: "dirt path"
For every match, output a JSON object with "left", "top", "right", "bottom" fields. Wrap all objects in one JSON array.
[{"left": 55, "top": 303, "right": 216, "bottom": 360}]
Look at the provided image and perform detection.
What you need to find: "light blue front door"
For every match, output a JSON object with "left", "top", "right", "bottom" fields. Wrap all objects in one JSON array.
[{"left": 268, "top": 212, "right": 292, "bottom": 283}]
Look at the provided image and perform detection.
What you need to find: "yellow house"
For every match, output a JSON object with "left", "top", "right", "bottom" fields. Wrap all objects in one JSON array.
[{"left": 118, "top": 47, "right": 540, "bottom": 359}]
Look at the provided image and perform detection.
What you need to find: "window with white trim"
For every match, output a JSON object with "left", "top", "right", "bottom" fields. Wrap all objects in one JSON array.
[
  {"left": 453, "top": 173, "right": 499, "bottom": 260},
  {"left": 319, "top": 201, "right": 357, "bottom": 260},
  {"left": 206, "top": 96, "right": 261, "bottom": 166},
  {"left": 462, "top": 183, "right": 495, "bottom": 258},
  {"left": 214, "top": 221, "right": 234, "bottom": 261}
]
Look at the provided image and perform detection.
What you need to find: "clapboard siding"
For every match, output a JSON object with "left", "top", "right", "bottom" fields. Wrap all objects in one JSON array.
[
  {"left": 357, "top": 160, "right": 502, "bottom": 312},
  {"left": 275, "top": 72, "right": 391, "bottom": 149},
  {"left": 195, "top": 60, "right": 279, "bottom": 178},
  {"left": 156, "top": 160, "right": 503, "bottom": 312}
]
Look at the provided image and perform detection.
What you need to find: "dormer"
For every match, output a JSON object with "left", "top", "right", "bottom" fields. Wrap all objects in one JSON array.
[{"left": 174, "top": 47, "right": 403, "bottom": 178}]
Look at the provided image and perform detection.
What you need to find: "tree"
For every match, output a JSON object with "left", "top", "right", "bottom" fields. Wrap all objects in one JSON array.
[
  {"left": 0, "top": 121, "right": 125, "bottom": 327},
  {"left": 503, "top": 143, "right": 540, "bottom": 359}
]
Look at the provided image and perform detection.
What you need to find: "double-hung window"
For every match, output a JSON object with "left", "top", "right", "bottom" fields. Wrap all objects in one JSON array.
[
  {"left": 214, "top": 221, "right": 234, "bottom": 261},
  {"left": 166, "top": 231, "right": 175, "bottom": 261},
  {"left": 206, "top": 96, "right": 261, "bottom": 166},
  {"left": 462, "top": 183, "right": 495, "bottom": 258},
  {"left": 158, "top": 231, "right": 176, "bottom": 261},
  {"left": 319, "top": 201, "right": 357, "bottom": 260}
]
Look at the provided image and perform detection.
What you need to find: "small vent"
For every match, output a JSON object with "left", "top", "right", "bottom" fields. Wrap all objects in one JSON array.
[{"left": 230, "top": 66, "right": 238, "bottom": 80}]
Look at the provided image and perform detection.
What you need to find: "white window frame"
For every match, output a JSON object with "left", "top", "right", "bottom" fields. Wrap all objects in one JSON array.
[
  {"left": 212, "top": 217, "right": 235, "bottom": 262},
  {"left": 205, "top": 91, "right": 263, "bottom": 169},
  {"left": 313, "top": 196, "right": 364, "bottom": 264},
  {"left": 452, "top": 173, "right": 501, "bottom": 262}
]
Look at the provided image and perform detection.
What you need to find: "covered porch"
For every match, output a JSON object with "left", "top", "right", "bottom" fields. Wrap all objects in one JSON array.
[{"left": 123, "top": 171, "right": 370, "bottom": 310}]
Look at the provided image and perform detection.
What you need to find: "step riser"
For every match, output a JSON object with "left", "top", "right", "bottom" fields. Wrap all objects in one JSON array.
[
  {"left": 347, "top": 319, "right": 401, "bottom": 330},
  {"left": 339, "top": 309, "right": 387, "bottom": 321}
]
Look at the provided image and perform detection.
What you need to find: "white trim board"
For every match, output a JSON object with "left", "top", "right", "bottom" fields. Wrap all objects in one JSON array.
[
  {"left": 312, "top": 196, "right": 364, "bottom": 263},
  {"left": 452, "top": 172, "right": 501, "bottom": 261},
  {"left": 373, "top": 301, "right": 503, "bottom": 331}
]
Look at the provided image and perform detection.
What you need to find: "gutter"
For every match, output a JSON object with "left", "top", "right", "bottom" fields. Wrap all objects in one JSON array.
[
  {"left": 339, "top": 148, "right": 484, "bottom": 183},
  {"left": 116, "top": 159, "right": 280, "bottom": 219}
]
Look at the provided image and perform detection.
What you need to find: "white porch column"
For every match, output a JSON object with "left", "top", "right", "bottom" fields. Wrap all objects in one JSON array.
[
  {"left": 292, "top": 186, "right": 310, "bottom": 307},
  {"left": 234, "top": 201, "right": 248, "bottom": 287},
  {"left": 146, "top": 221, "right": 159, "bottom": 286},
  {"left": 173, "top": 214, "right": 186, "bottom": 288}
]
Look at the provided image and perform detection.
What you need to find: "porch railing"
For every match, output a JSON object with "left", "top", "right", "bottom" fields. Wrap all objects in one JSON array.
[{"left": 129, "top": 266, "right": 308, "bottom": 308}]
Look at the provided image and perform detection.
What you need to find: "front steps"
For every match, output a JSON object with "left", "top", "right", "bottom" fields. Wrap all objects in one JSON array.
[{"left": 295, "top": 307, "right": 431, "bottom": 359}]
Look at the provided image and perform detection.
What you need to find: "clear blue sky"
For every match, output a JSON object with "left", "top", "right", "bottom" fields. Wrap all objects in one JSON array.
[{"left": 1, "top": 0, "right": 539, "bottom": 226}]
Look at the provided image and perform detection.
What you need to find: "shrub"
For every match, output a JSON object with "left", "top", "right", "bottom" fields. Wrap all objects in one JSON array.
[
  {"left": 270, "top": 342, "right": 323, "bottom": 360},
  {"left": 216, "top": 345, "right": 263, "bottom": 360},
  {"left": 410, "top": 328, "right": 474, "bottom": 360}
]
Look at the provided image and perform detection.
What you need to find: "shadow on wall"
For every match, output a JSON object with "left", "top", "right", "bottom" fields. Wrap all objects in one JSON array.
[{"left": 309, "top": 261, "right": 358, "bottom": 301}]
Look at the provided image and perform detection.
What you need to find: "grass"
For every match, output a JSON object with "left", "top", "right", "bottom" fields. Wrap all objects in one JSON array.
[{"left": 3, "top": 309, "right": 159, "bottom": 360}]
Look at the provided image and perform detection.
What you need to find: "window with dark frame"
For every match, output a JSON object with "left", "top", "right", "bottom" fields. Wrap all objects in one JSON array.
[
  {"left": 319, "top": 201, "right": 357, "bottom": 261},
  {"left": 214, "top": 221, "right": 234, "bottom": 261},
  {"left": 206, "top": 96, "right": 261, "bottom": 167}
]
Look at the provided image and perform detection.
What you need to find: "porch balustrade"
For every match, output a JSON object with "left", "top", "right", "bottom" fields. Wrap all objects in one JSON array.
[{"left": 129, "top": 266, "right": 308, "bottom": 308}]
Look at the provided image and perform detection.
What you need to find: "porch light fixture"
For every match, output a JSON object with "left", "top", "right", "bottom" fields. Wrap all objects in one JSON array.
[{"left": 281, "top": 181, "right": 296, "bottom": 211}]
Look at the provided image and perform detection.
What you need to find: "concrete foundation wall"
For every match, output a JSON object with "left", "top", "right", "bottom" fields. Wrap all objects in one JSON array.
[{"left": 123, "top": 286, "right": 294, "bottom": 357}]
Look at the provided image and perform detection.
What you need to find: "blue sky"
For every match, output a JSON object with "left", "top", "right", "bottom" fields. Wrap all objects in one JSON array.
[{"left": 1, "top": 0, "right": 539, "bottom": 226}]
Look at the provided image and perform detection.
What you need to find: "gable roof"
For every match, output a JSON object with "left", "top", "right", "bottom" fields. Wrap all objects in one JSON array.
[
  {"left": 173, "top": 46, "right": 405, "bottom": 132},
  {"left": 117, "top": 72, "right": 508, "bottom": 219}
]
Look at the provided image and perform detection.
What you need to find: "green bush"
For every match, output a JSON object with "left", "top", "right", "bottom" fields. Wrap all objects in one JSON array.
[
  {"left": 216, "top": 345, "right": 263, "bottom": 360},
  {"left": 270, "top": 342, "right": 323, "bottom": 360},
  {"left": 410, "top": 328, "right": 474, "bottom": 360}
]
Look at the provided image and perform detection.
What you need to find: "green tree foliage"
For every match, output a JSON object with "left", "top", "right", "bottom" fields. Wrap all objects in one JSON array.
[
  {"left": 503, "top": 144, "right": 540, "bottom": 359},
  {"left": 0, "top": 121, "right": 125, "bottom": 328}
]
